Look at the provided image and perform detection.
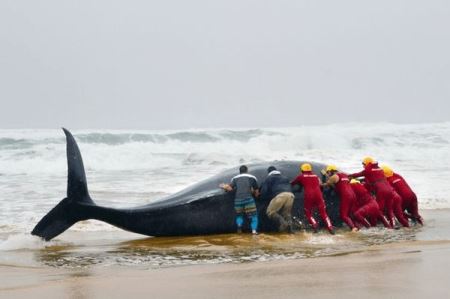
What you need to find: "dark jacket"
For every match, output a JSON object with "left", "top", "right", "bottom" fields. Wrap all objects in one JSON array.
[{"left": 260, "top": 171, "right": 292, "bottom": 201}]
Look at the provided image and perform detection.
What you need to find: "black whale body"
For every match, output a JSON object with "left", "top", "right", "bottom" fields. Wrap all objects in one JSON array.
[{"left": 31, "top": 129, "right": 342, "bottom": 241}]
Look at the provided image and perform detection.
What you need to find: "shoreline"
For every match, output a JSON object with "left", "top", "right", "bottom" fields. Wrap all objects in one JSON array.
[
  {"left": 2, "top": 239, "right": 450, "bottom": 298},
  {"left": 1, "top": 208, "right": 449, "bottom": 298}
]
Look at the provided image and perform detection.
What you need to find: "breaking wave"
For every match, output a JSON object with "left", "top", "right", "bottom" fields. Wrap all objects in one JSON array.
[{"left": 0, "top": 122, "right": 449, "bottom": 234}]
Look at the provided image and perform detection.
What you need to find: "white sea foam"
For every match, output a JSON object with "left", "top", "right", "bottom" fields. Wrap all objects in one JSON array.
[
  {"left": 304, "top": 234, "right": 339, "bottom": 245},
  {"left": 0, "top": 234, "right": 57, "bottom": 251},
  {"left": 0, "top": 122, "right": 449, "bottom": 234}
]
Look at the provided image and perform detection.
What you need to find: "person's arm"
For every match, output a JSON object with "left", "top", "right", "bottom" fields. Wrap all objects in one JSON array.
[
  {"left": 290, "top": 176, "right": 300, "bottom": 186},
  {"left": 219, "top": 178, "right": 235, "bottom": 192},
  {"left": 348, "top": 170, "right": 365, "bottom": 179},
  {"left": 290, "top": 176, "right": 303, "bottom": 193},
  {"left": 322, "top": 174, "right": 339, "bottom": 188},
  {"left": 260, "top": 179, "right": 268, "bottom": 199},
  {"left": 251, "top": 177, "right": 260, "bottom": 198},
  {"left": 219, "top": 183, "right": 233, "bottom": 192}
]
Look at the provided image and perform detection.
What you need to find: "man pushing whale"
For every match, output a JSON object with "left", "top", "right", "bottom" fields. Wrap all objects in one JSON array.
[
  {"left": 259, "top": 166, "right": 295, "bottom": 233},
  {"left": 220, "top": 165, "right": 259, "bottom": 234}
]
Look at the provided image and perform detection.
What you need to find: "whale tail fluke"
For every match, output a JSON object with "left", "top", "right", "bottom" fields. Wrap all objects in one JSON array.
[{"left": 31, "top": 128, "right": 95, "bottom": 241}]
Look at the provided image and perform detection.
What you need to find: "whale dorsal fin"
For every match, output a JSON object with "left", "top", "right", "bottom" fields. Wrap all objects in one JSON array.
[{"left": 62, "top": 128, "right": 90, "bottom": 200}]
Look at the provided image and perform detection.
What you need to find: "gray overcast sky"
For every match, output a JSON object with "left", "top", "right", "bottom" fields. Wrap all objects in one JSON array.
[{"left": 0, "top": 0, "right": 449, "bottom": 129}]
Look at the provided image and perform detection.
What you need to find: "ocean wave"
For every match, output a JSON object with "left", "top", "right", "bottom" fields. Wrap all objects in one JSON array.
[
  {"left": 0, "top": 129, "right": 286, "bottom": 148},
  {"left": 0, "top": 122, "right": 449, "bottom": 235}
]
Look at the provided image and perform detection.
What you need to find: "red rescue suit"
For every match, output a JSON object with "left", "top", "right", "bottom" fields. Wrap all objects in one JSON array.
[
  {"left": 291, "top": 171, "right": 333, "bottom": 231},
  {"left": 333, "top": 173, "right": 357, "bottom": 229},
  {"left": 351, "top": 183, "right": 392, "bottom": 228},
  {"left": 387, "top": 173, "right": 423, "bottom": 225},
  {"left": 350, "top": 163, "right": 409, "bottom": 227}
]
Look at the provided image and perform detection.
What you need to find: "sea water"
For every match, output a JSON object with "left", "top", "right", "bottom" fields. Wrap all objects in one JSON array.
[{"left": 0, "top": 122, "right": 449, "bottom": 268}]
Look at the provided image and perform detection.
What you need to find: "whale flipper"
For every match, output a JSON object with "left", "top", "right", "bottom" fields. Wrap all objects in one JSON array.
[{"left": 31, "top": 128, "right": 94, "bottom": 240}]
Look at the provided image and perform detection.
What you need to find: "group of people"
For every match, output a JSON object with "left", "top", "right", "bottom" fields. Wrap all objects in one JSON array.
[{"left": 220, "top": 156, "right": 423, "bottom": 235}]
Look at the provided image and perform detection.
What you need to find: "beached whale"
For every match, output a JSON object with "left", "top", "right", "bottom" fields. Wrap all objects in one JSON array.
[{"left": 31, "top": 129, "right": 342, "bottom": 241}]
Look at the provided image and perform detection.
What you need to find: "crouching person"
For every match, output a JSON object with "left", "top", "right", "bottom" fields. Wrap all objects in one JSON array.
[
  {"left": 260, "top": 166, "right": 295, "bottom": 233},
  {"left": 220, "top": 165, "right": 259, "bottom": 235}
]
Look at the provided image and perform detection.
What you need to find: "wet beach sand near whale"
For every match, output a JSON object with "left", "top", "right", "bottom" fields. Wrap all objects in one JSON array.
[
  {"left": 1, "top": 209, "right": 450, "bottom": 298},
  {"left": 2, "top": 241, "right": 449, "bottom": 299},
  {"left": 1, "top": 124, "right": 450, "bottom": 298}
]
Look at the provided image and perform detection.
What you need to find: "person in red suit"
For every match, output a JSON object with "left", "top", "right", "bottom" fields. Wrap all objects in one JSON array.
[
  {"left": 382, "top": 165, "right": 424, "bottom": 225},
  {"left": 322, "top": 165, "right": 358, "bottom": 232},
  {"left": 349, "top": 157, "right": 409, "bottom": 228},
  {"left": 350, "top": 179, "right": 392, "bottom": 228},
  {"left": 291, "top": 163, "right": 335, "bottom": 234}
]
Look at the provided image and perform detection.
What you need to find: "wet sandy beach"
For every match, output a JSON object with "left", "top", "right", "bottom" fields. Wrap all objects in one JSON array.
[
  {"left": 1, "top": 209, "right": 449, "bottom": 298},
  {"left": 2, "top": 240, "right": 449, "bottom": 299}
]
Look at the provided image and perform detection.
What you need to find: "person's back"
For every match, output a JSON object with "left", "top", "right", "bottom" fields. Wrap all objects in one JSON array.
[
  {"left": 292, "top": 171, "right": 321, "bottom": 198},
  {"left": 231, "top": 173, "right": 258, "bottom": 199},
  {"left": 351, "top": 162, "right": 391, "bottom": 195},
  {"left": 261, "top": 170, "right": 292, "bottom": 200},
  {"left": 387, "top": 173, "right": 415, "bottom": 199},
  {"left": 291, "top": 163, "right": 334, "bottom": 234},
  {"left": 261, "top": 167, "right": 294, "bottom": 232},
  {"left": 334, "top": 173, "right": 354, "bottom": 197},
  {"left": 351, "top": 181, "right": 374, "bottom": 208},
  {"left": 221, "top": 165, "right": 259, "bottom": 234}
]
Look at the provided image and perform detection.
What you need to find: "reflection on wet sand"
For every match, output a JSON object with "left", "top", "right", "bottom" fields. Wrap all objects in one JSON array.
[{"left": 32, "top": 226, "right": 421, "bottom": 269}]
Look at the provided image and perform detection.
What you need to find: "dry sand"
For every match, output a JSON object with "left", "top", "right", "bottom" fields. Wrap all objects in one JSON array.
[{"left": 1, "top": 239, "right": 449, "bottom": 299}]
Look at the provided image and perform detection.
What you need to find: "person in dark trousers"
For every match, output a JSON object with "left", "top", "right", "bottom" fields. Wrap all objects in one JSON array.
[
  {"left": 291, "top": 163, "right": 335, "bottom": 234},
  {"left": 220, "top": 165, "right": 259, "bottom": 234},
  {"left": 260, "top": 166, "right": 295, "bottom": 232}
]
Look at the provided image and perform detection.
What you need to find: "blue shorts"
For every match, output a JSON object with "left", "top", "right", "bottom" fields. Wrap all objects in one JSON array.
[{"left": 234, "top": 197, "right": 257, "bottom": 216}]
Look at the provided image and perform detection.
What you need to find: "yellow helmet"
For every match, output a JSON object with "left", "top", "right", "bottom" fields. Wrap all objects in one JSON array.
[
  {"left": 325, "top": 164, "right": 338, "bottom": 172},
  {"left": 381, "top": 165, "right": 394, "bottom": 177},
  {"left": 362, "top": 156, "right": 375, "bottom": 166},
  {"left": 350, "top": 179, "right": 360, "bottom": 184},
  {"left": 300, "top": 163, "right": 312, "bottom": 172}
]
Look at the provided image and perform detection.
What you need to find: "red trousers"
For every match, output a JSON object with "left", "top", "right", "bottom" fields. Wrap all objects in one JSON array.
[
  {"left": 353, "top": 200, "right": 391, "bottom": 228},
  {"left": 378, "top": 191, "right": 410, "bottom": 227},
  {"left": 402, "top": 194, "right": 424, "bottom": 225},
  {"left": 339, "top": 194, "right": 356, "bottom": 229},
  {"left": 304, "top": 193, "right": 333, "bottom": 230}
]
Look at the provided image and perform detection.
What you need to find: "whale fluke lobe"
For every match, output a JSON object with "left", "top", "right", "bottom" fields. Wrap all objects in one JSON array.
[
  {"left": 32, "top": 128, "right": 95, "bottom": 240},
  {"left": 31, "top": 197, "right": 81, "bottom": 240}
]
